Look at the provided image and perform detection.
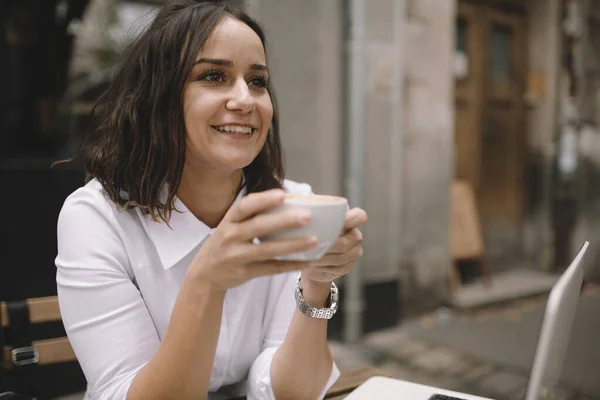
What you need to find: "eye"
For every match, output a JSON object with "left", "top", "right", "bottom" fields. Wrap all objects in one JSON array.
[
  {"left": 248, "top": 75, "right": 269, "bottom": 89},
  {"left": 197, "top": 69, "right": 226, "bottom": 83}
]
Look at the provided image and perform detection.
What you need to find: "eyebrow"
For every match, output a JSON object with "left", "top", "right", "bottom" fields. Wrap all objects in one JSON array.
[{"left": 194, "top": 58, "right": 269, "bottom": 72}]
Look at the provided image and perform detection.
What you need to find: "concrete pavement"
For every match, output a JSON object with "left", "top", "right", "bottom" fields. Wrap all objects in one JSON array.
[{"left": 330, "top": 286, "right": 600, "bottom": 400}]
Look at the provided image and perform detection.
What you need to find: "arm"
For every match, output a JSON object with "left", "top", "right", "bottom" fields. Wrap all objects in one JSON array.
[
  {"left": 246, "top": 272, "right": 339, "bottom": 400},
  {"left": 56, "top": 196, "right": 161, "bottom": 400},
  {"left": 57, "top": 194, "right": 225, "bottom": 400},
  {"left": 271, "top": 279, "right": 338, "bottom": 400},
  {"left": 58, "top": 189, "right": 318, "bottom": 400},
  {"left": 266, "top": 206, "right": 368, "bottom": 400},
  {"left": 126, "top": 275, "right": 226, "bottom": 399}
]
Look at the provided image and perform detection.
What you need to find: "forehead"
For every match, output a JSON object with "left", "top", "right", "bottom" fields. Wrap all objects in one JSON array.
[{"left": 199, "top": 16, "right": 266, "bottom": 63}]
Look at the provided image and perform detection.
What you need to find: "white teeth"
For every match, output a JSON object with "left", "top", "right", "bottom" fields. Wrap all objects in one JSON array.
[{"left": 214, "top": 125, "right": 254, "bottom": 135}]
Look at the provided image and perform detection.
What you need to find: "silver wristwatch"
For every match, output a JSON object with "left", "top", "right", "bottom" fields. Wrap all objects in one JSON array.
[{"left": 294, "top": 276, "right": 339, "bottom": 319}]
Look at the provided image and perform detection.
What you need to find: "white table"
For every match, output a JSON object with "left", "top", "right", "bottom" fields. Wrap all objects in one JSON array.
[{"left": 344, "top": 376, "right": 494, "bottom": 400}]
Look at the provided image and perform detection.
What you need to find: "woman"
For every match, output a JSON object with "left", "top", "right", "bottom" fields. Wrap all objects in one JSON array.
[{"left": 56, "top": 1, "right": 367, "bottom": 399}]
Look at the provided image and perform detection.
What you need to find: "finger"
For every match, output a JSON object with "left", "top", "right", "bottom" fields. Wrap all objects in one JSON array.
[
  {"left": 235, "top": 236, "right": 318, "bottom": 263},
  {"left": 236, "top": 209, "right": 312, "bottom": 242},
  {"left": 311, "top": 242, "right": 363, "bottom": 267},
  {"left": 327, "top": 228, "right": 363, "bottom": 254},
  {"left": 226, "top": 189, "right": 286, "bottom": 223},
  {"left": 344, "top": 208, "right": 368, "bottom": 230},
  {"left": 247, "top": 259, "right": 312, "bottom": 278}
]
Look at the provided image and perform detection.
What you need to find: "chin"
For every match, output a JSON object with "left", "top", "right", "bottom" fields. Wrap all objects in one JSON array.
[{"left": 217, "top": 153, "right": 258, "bottom": 171}]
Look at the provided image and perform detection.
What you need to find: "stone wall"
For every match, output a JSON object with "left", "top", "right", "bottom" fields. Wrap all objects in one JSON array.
[
  {"left": 254, "top": 0, "right": 457, "bottom": 311},
  {"left": 250, "top": 0, "right": 343, "bottom": 197},
  {"left": 399, "top": 0, "right": 455, "bottom": 308},
  {"left": 522, "top": 0, "right": 561, "bottom": 269}
]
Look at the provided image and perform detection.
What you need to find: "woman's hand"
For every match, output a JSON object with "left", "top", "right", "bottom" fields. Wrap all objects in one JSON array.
[
  {"left": 301, "top": 208, "right": 368, "bottom": 286},
  {"left": 188, "top": 189, "right": 317, "bottom": 292}
]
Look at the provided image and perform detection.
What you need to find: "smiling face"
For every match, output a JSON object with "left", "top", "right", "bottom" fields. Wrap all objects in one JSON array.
[{"left": 182, "top": 15, "right": 273, "bottom": 175}]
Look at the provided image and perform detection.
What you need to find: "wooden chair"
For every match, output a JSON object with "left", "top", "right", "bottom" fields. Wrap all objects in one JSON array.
[
  {"left": 1, "top": 296, "right": 76, "bottom": 368},
  {"left": 1, "top": 297, "right": 386, "bottom": 399},
  {"left": 0, "top": 296, "right": 85, "bottom": 398}
]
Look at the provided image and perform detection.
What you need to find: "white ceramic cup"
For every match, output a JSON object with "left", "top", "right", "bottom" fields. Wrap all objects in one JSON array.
[{"left": 260, "top": 193, "right": 349, "bottom": 261}]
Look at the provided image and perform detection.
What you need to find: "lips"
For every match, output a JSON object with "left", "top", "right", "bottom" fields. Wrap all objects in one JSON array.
[{"left": 211, "top": 124, "right": 256, "bottom": 135}]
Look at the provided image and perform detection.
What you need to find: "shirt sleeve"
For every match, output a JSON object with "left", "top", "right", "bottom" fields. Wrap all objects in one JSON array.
[
  {"left": 246, "top": 271, "right": 340, "bottom": 400},
  {"left": 55, "top": 190, "right": 160, "bottom": 400}
]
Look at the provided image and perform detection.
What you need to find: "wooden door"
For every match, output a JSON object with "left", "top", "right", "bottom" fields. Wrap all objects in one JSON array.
[{"left": 454, "top": 1, "right": 527, "bottom": 256}]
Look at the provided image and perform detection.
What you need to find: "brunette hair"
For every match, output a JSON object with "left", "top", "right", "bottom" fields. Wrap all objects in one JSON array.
[{"left": 78, "top": 0, "right": 284, "bottom": 223}]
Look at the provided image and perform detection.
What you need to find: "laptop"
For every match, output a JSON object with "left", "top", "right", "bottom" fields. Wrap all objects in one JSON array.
[{"left": 345, "top": 241, "right": 590, "bottom": 400}]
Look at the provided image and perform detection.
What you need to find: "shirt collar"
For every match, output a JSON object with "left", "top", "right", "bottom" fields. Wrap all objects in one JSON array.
[{"left": 142, "top": 186, "right": 247, "bottom": 270}]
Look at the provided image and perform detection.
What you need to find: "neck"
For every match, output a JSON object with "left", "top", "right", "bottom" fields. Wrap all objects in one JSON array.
[{"left": 177, "top": 164, "right": 243, "bottom": 228}]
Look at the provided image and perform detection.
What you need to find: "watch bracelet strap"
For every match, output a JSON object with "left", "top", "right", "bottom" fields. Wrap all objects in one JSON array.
[{"left": 294, "top": 279, "right": 339, "bottom": 319}]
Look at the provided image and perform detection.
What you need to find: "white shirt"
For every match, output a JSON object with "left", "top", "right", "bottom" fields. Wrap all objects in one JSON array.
[{"left": 55, "top": 178, "right": 340, "bottom": 400}]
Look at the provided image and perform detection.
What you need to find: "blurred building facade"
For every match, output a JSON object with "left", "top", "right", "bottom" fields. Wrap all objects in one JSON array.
[
  {"left": 249, "top": 0, "right": 453, "bottom": 323},
  {"left": 3, "top": 0, "right": 600, "bottom": 335},
  {"left": 249, "top": 0, "right": 600, "bottom": 323}
]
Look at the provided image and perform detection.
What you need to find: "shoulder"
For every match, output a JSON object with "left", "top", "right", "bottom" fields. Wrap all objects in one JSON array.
[
  {"left": 56, "top": 179, "right": 135, "bottom": 277},
  {"left": 58, "top": 178, "right": 124, "bottom": 232},
  {"left": 282, "top": 179, "right": 313, "bottom": 195},
  {"left": 60, "top": 178, "right": 115, "bottom": 217}
]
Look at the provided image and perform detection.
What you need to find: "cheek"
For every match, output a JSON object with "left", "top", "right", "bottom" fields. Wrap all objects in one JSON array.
[
  {"left": 183, "top": 89, "right": 219, "bottom": 126},
  {"left": 259, "top": 97, "right": 274, "bottom": 130},
  {"left": 185, "top": 99, "right": 210, "bottom": 125},
  {"left": 183, "top": 101, "right": 213, "bottom": 151}
]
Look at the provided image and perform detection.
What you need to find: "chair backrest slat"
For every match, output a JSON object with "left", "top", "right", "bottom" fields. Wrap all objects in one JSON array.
[
  {"left": 2, "top": 337, "right": 77, "bottom": 367},
  {"left": 1, "top": 296, "right": 76, "bottom": 368},
  {"left": 0, "top": 296, "right": 61, "bottom": 327}
]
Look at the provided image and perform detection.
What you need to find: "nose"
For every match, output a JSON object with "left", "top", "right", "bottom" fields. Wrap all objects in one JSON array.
[{"left": 226, "top": 78, "right": 256, "bottom": 113}]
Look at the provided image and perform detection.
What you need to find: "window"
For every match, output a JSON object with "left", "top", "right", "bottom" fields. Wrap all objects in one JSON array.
[
  {"left": 489, "top": 24, "right": 513, "bottom": 80},
  {"left": 456, "top": 18, "right": 467, "bottom": 54},
  {"left": 454, "top": 18, "right": 469, "bottom": 80}
]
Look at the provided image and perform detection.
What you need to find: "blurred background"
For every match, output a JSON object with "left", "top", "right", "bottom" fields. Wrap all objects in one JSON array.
[{"left": 1, "top": 0, "right": 600, "bottom": 399}]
